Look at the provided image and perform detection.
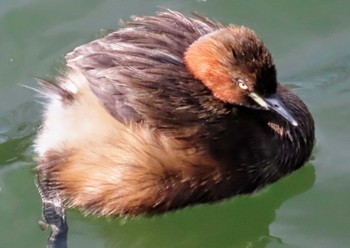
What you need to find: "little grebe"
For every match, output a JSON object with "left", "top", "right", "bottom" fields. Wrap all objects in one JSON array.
[{"left": 34, "top": 10, "right": 315, "bottom": 248}]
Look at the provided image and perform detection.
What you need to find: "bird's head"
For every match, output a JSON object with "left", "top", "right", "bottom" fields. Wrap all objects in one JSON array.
[{"left": 184, "top": 26, "right": 297, "bottom": 126}]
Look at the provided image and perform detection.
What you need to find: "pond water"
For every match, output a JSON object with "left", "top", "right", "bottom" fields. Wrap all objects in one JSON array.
[{"left": 1, "top": 0, "right": 350, "bottom": 247}]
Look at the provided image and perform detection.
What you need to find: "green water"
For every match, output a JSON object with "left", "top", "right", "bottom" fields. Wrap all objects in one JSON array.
[{"left": 1, "top": 0, "right": 350, "bottom": 247}]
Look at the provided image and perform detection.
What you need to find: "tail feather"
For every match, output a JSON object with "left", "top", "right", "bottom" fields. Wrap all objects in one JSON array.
[{"left": 36, "top": 78, "right": 75, "bottom": 103}]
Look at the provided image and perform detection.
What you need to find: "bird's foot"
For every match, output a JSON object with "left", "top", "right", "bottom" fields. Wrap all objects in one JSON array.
[
  {"left": 36, "top": 180, "right": 68, "bottom": 248},
  {"left": 41, "top": 199, "right": 68, "bottom": 248}
]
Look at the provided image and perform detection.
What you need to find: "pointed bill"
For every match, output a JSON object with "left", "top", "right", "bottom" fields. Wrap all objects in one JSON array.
[{"left": 249, "top": 92, "right": 298, "bottom": 126}]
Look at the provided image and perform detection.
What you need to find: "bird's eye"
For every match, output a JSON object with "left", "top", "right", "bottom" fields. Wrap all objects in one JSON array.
[{"left": 238, "top": 80, "right": 248, "bottom": 90}]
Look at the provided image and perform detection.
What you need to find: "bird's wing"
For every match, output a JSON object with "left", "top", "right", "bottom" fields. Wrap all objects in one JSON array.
[{"left": 65, "top": 10, "right": 226, "bottom": 129}]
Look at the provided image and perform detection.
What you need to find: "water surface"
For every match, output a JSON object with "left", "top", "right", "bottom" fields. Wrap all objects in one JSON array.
[{"left": 1, "top": 0, "right": 350, "bottom": 247}]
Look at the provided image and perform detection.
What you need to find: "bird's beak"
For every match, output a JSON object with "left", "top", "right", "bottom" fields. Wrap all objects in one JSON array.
[{"left": 249, "top": 92, "right": 298, "bottom": 126}]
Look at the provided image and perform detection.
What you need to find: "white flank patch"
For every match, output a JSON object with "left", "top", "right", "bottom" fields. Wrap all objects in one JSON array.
[{"left": 34, "top": 71, "right": 114, "bottom": 157}]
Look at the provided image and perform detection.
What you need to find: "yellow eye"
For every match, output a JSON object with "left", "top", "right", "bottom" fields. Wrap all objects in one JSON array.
[{"left": 238, "top": 80, "right": 248, "bottom": 90}]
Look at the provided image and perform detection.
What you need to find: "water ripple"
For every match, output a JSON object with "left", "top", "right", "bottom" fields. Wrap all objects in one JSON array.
[{"left": 0, "top": 102, "right": 39, "bottom": 171}]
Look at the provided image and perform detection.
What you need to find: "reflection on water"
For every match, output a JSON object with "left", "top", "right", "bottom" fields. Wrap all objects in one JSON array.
[
  {"left": 85, "top": 164, "right": 315, "bottom": 248},
  {"left": 1, "top": 0, "right": 350, "bottom": 247}
]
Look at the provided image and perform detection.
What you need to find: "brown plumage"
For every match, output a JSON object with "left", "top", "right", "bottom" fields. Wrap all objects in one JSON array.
[{"left": 35, "top": 9, "right": 314, "bottom": 222}]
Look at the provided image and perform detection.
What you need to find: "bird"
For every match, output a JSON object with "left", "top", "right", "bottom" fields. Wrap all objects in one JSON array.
[{"left": 34, "top": 9, "right": 315, "bottom": 248}]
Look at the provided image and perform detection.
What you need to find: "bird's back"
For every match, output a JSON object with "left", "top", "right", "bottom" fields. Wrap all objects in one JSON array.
[{"left": 65, "top": 11, "right": 229, "bottom": 136}]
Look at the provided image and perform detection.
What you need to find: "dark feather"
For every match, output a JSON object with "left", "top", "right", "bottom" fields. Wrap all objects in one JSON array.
[
  {"left": 36, "top": 78, "right": 75, "bottom": 103},
  {"left": 65, "top": 10, "right": 229, "bottom": 135},
  {"left": 64, "top": 10, "right": 314, "bottom": 183}
]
